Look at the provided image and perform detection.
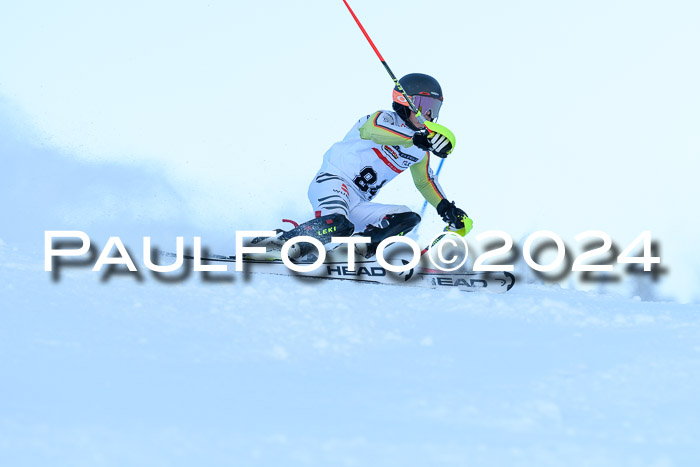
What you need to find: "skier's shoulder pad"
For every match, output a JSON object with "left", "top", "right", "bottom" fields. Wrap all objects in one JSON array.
[{"left": 359, "top": 109, "right": 413, "bottom": 146}]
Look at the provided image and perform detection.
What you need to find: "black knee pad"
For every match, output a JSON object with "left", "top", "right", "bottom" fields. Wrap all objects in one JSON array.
[
  {"left": 363, "top": 211, "right": 421, "bottom": 243},
  {"left": 387, "top": 212, "right": 421, "bottom": 232}
]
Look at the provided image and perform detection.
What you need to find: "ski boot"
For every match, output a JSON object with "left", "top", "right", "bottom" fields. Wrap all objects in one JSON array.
[{"left": 246, "top": 214, "right": 354, "bottom": 261}]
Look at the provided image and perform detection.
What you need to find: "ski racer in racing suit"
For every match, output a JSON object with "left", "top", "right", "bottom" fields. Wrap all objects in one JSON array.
[{"left": 260, "top": 73, "right": 471, "bottom": 259}]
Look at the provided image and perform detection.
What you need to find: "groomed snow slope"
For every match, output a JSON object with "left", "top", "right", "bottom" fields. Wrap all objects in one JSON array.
[{"left": 1, "top": 243, "right": 699, "bottom": 467}]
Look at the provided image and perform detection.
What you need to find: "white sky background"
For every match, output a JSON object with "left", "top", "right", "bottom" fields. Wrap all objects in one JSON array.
[{"left": 1, "top": 0, "right": 699, "bottom": 301}]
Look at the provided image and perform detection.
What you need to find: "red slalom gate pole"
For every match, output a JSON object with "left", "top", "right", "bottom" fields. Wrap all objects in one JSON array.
[{"left": 341, "top": 0, "right": 426, "bottom": 123}]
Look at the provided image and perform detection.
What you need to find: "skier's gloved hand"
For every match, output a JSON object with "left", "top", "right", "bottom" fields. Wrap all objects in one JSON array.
[
  {"left": 412, "top": 130, "right": 432, "bottom": 151},
  {"left": 412, "top": 129, "right": 453, "bottom": 158},
  {"left": 427, "top": 130, "right": 453, "bottom": 158},
  {"left": 437, "top": 199, "right": 471, "bottom": 231}
]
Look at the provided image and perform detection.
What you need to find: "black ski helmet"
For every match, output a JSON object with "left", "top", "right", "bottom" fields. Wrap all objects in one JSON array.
[{"left": 392, "top": 73, "right": 443, "bottom": 128}]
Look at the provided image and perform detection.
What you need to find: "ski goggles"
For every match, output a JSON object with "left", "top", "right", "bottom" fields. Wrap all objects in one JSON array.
[{"left": 411, "top": 94, "right": 442, "bottom": 121}]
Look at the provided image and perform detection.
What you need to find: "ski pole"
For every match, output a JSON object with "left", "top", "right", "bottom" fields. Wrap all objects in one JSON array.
[{"left": 341, "top": 0, "right": 426, "bottom": 124}]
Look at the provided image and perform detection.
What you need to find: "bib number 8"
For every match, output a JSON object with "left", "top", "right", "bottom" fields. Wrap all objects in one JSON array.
[{"left": 353, "top": 167, "right": 378, "bottom": 192}]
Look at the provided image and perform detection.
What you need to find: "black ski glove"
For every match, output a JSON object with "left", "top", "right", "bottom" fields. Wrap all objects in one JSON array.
[
  {"left": 437, "top": 199, "right": 468, "bottom": 229},
  {"left": 412, "top": 129, "right": 453, "bottom": 158},
  {"left": 412, "top": 130, "right": 432, "bottom": 151}
]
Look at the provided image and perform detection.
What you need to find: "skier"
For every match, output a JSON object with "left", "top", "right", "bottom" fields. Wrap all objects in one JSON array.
[{"left": 256, "top": 73, "right": 472, "bottom": 259}]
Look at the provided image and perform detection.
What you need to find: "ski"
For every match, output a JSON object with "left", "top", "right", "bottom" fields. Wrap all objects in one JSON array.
[{"left": 159, "top": 251, "right": 515, "bottom": 293}]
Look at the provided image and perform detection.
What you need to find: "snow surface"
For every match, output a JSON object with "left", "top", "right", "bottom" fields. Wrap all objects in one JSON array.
[{"left": 2, "top": 242, "right": 700, "bottom": 467}]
